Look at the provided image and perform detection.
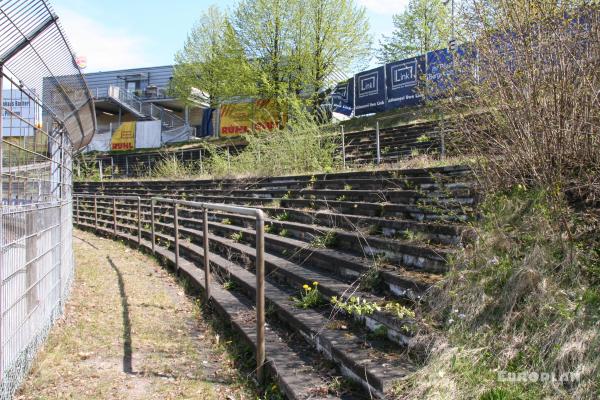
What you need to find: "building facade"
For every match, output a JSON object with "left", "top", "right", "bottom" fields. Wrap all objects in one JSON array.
[{"left": 83, "top": 65, "right": 207, "bottom": 151}]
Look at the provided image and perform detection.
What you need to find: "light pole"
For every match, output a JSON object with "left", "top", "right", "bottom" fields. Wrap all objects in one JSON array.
[{"left": 444, "top": 0, "right": 455, "bottom": 52}]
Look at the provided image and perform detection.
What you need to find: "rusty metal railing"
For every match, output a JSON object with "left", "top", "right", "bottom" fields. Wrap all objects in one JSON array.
[
  {"left": 150, "top": 197, "right": 266, "bottom": 383},
  {"left": 73, "top": 194, "right": 267, "bottom": 383},
  {"left": 73, "top": 194, "right": 142, "bottom": 245}
]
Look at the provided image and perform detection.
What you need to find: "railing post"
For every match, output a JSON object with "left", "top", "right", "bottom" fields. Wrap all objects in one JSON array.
[
  {"left": 376, "top": 120, "right": 381, "bottom": 165},
  {"left": 440, "top": 118, "right": 446, "bottom": 160},
  {"left": 99, "top": 159, "right": 103, "bottom": 181},
  {"left": 203, "top": 208, "right": 211, "bottom": 301},
  {"left": 137, "top": 197, "right": 142, "bottom": 246},
  {"left": 255, "top": 211, "right": 266, "bottom": 384},
  {"left": 151, "top": 199, "right": 156, "bottom": 254},
  {"left": 94, "top": 194, "right": 98, "bottom": 228},
  {"left": 341, "top": 125, "right": 346, "bottom": 170},
  {"left": 76, "top": 195, "right": 80, "bottom": 223},
  {"left": 173, "top": 203, "right": 180, "bottom": 271},
  {"left": 112, "top": 198, "right": 117, "bottom": 236}
]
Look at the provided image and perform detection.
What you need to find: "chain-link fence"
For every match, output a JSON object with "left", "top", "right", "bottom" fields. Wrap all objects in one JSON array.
[{"left": 0, "top": 1, "right": 95, "bottom": 397}]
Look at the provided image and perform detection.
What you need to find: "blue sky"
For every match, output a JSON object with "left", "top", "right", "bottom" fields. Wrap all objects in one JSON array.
[{"left": 51, "top": 0, "right": 408, "bottom": 73}]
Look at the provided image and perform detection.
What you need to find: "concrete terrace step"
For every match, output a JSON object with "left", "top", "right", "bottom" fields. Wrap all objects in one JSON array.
[
  {"left": 76, "top": 220, "right": 416, "bottom": 398},
  {"left": 86, "top": 186, "right": 473, "bottom": 202},
  {"left": 82, "top": 193, "right": 471, "bottom": 222},
  {"left": 84, "top": 200, "right": 457, "bottom": 273},
  {"left": 75, "top": 172, "right": 473, "bottom": 197},
  {"left": 74, "top": 165, "right": 472, "bottom": 190}
]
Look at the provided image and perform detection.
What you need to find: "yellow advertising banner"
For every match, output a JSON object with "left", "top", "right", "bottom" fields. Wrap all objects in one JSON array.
[
  {"left": 220, "top": 102, "right": 253, "bottom": 136},
  {"left": 253, "top": 99, "right": 284, "bottom": 132},
  {"left": 111, "top": 121, "right": 136, "bottom": 151},
  {"left": 220, "top": 99, "right": 286, "bottom": 137}
]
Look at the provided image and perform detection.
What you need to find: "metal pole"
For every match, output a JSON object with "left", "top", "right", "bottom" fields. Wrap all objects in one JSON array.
[
  {"left": 199, "top": 150, "right": 203, "bottom": 175},
  {"left": 173, "top": 203, "right": 180, "bottom": 271},
  {"left": 94, "top": 194, "right": 98, "bottom": 228},
  {"left": 151, "top": 199, "right": 156, "bottom": 254},
  {"left": 137, "top": 197, "right": 142, "bottom": 246},
  {"left": 255, "top": 212, "right": 266, "bottom": 384},
  {"left": 112, "top": 198, "right": 117, "bottom": 236},
  {"left": 99, "top": 159, "right": 103, "bottom": 181},
  {"left": 341, "top": 125, "right": 346, "bottom": 169},
  {"left": 125, "top": 156, "right": 129, "bottom": 177},
  {"left": 76, "top": 195, "right": 80, "bottom": 223},
  {"left": 0, "top": 66, "right": 4, "bottom": 378},
  {"left": 203, "top": 208, "right": 211, "bottom": 301},
  {"left": 375, "top": 120, "right": 381, "bottom": 165},
  {"left": 440, "top": 118, "right": 446, "bottom": 160}
]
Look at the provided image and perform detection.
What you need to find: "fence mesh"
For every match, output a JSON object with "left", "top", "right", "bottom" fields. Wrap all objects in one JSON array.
[{"left": 0, "top": 0, "right": 95, "bottom": 397}]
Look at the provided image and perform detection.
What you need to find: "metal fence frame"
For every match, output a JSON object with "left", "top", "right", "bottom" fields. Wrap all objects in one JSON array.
[{"left": 0, "top": 1, "right": 96, "bottom": 397}]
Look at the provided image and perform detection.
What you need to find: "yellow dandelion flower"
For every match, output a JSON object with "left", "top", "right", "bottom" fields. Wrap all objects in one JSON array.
[
  {"left": 306, "top": 287, "right": 312, "bottom": 291},
  {"left": 303, "top": 284, "right": 309, "bottom": 290},
  {"left": 313, "top": 281, "right": 319, "bottom": 286}
]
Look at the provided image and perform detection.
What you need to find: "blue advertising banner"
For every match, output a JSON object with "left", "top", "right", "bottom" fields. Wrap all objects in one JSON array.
[
  {"left": 331, "top": 78, "right": 354, "bottom": 116},
  {"left": 426, "top": 48, "right": 452, "bottom": 99},
  {"left": 385, "top": 55, "right": 425, "bottom": 110},
  {"left": 354, "top": 66, "right": 386, "bottom": 116}
]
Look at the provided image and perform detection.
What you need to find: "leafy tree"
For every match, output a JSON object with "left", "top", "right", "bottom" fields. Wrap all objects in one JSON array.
[
  {"left": 175, "top": 0, "right": 371, "bottom": 112},
  {"left": 172, "top": 6, "right": 256, "bottom": 107},
  {"left": 302, "top": 0, "right": 371, "bottom": 110},
  {"left": 378, "top": 0, "right": 452, "bottom": 64}
]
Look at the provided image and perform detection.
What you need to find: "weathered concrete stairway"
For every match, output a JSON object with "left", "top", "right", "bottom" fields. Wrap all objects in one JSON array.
[
  {"left": 73, "top": 165, "right": 474, "bottom": 399},
  {"left": 340, "top": 121, "right": 447, "bottom": 165}
]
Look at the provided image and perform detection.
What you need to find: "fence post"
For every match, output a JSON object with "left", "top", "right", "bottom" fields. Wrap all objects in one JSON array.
[
  {"left": 76, "top": 195, "right": 80, "bottom": 223},
  {"left": 125, "top": 156, "right": 130, "bottom": 177},
  {"left": 99, "top": 159, "right": 103, "bottom": 181},
  {"left": 137, "top": 197, "right": 142, "bottom": 246},
  {"left": 112, "top": 198, "right": 117, "bottom": 236},
  {"left": 173, "top": 203, "right": 180, "bottom": 271},
  {"left": 199, "top": 150, "right": 203, "bottom": 175},
  {"left": 341, "top": 125, "right": 346, "bottom": 170},
  {"left": 151, "top": 199, "right": 156, "bottom": 254},
  {"left": 94, "top": 194, "right": 98, "bottom": 228},
  {"left": 376, "top": 120, "right": 381, "bottom": 165},
  {"left": 440, "top": 118, "right": 446, "bottom": 160},
  {"left": 255, "top": 211, "right": 266, "bottom": 384},
  {"left": 203, "top": 208, "right": 211, "bottom": 301}
]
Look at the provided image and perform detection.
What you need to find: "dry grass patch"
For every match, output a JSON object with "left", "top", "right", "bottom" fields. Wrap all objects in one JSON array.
[{"left": 15, "top": 229, "right": 256, "bottom": 400}]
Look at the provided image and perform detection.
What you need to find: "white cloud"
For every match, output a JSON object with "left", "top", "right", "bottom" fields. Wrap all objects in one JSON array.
[
  {"left": 54, "top": 7, "right": 152, "bottom": 72},
  {"left": 358, "top": 0, "right": 409, "bottom": 15}
]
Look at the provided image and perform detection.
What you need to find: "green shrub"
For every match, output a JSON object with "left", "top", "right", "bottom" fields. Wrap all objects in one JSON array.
[
  {"left": 330, "top": 296, "right": 381, "bottom": 316},
  {"left": 293, "top": 282, "right": 323, "bottom": 309}
]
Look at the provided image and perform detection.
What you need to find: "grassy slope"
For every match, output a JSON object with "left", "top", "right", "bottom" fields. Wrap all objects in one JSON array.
[{"left": 394, "top": 189, "right": 600, "bottom": 400}]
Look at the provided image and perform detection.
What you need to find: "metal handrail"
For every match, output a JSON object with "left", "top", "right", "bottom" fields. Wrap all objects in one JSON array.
[
  {"left": 73, "top": 194, "right": 142, "bottom": 245},
  {"left": 150, "top": 197, "right": 266, "bottom": 383},
  {"left": 75, "top": 194, "right": 267, "bottom": 382}
]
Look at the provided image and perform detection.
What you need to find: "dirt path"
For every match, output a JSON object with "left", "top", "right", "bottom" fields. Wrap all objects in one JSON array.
[{"left": 15, "top": 229, "right": 255, "bottom": 400}]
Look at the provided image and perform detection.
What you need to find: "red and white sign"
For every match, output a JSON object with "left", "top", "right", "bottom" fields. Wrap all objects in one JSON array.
[{"left": 74, "top": 55, "right": 87, "bottom": 69}]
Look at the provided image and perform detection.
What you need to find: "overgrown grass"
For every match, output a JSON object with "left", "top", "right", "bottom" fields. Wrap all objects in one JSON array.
[
  {"left": 201, "top": 107, "right": 339, "bottom": 178},
  {"left": 148, "top": 153, "right": 206, "bottom": 179},
  {"left": 395, "top": 188, "right": 600, "bottom": 399}
]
